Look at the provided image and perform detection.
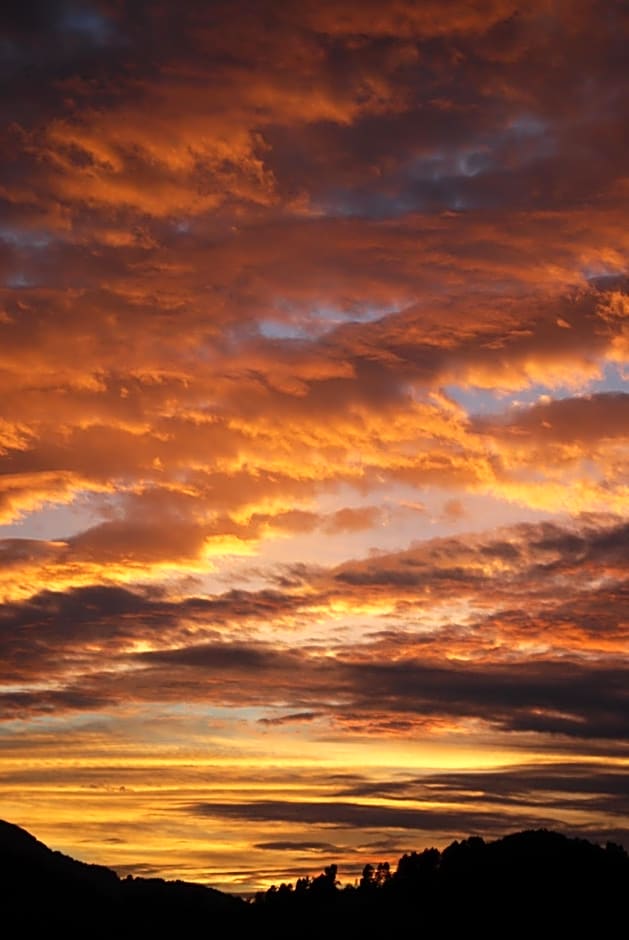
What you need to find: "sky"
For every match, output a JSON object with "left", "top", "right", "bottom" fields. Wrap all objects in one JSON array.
[{"left": 1, "top": 0, "right": 628, "bottom": 894}]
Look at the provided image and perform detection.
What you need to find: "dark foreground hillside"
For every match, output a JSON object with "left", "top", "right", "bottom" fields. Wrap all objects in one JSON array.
[
  {"left": 0, "top": 819, "right": 243, "bottom": 938},
  {"left": 1, "top": 820, "right": 627, "bottom": 938}
]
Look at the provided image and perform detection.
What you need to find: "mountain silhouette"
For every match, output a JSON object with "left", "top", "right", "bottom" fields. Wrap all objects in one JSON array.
[
  {"left": 0, "top": 818, "right": 243, "bottom": 938},
  {"left": 1, "top": 820, "right": 627, "bottom": 938}
]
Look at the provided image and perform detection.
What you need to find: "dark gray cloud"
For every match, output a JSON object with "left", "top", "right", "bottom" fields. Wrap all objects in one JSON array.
[
  {"left": 344, "top": 658, "right": 629, "bottom": 740},
  {"left": 0, "top": 581, "right": 301, "bottom": 681},
  {"left": 336, "top": 763, "right": 629, "bottom": 819},
  {"left": 189, "top": 798, "right": 549, "bottom": 833},
  {"left": 253, "top": 841, "right": 342, "bottom": 853},
  {"left": 139, "top": 641, "right": 301, "bottom": 673},
  {"left": 258, "top": 712, "right": 320, "bottom": 726}
]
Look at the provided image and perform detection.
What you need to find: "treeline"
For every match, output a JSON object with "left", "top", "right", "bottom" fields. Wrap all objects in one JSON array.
[
  {"left": 253, "top": 830, "right": 629, "bottom": 935},
  {"left": 2, "top": 821, "right": 628, "bottom": 938}
]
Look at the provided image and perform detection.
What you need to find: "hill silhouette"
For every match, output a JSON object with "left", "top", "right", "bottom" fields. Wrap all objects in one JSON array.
[
  {"left": 0, "top": 819, "right": 243, "bottom": 938},
  {"left": 1, "top": 820, "right": 627, "bottom": 937}
]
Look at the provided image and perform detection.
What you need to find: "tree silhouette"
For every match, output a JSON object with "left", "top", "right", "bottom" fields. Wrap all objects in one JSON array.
[{"left": 2, "top": 820, "right": 628, "bottom": 938}]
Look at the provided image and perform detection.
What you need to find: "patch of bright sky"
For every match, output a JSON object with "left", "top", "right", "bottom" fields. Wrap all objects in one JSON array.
[
  {"left": 109, "top": 704, "right": 279, "bottom": 746},
  {"left": 315, "top": 114, "right": 554, "bottom": 220},
  {"left": 1, "top": 226, "right": 53, "bottom": 289},
  {"left": 0, "top": 680, "right": 67, "bottom": 695},
  {"left": 583, "top": 266, "right": 627, "bottom": 283},
  {"left": 5, "top": 273, "right": 34, "bottom": 288},
  {"left": 259, "top": 303, "right": 396, "bottom": 340},
  {"left": 0, "top": 497, "right": 100, "bottom": 541},
  {"left": 203, "top": 483, "right": 557, "bottom": 596},
  {"left": 252, "top": 600, "right": 484, "bottom": 650},
  {"left": 59, "top": 6, "right": 113, "bottom": 44},
  {"left": 410, "top": 115, "right": 553, "bottom": 182},
  {"left": 410, "top": 148, "right": 491, "bottom": 182},
  {"left": 0, "top": 227, "right": 52, "bottom": 249},
  {"left": 587, "top": 361, "right": 628, "bottom": 392},
  {"left": 314, "top": 188, "right": 421, "bottom": 220},
  {"left": 444, "top": 362, "right": 628, "bottom": 416},
  {"left": 0, "top": 710, "right": 116, "bottom": 742}
]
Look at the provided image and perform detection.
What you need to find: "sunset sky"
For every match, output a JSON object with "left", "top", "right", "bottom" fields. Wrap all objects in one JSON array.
[{"left": 1, "top": 0, "right": 628, "bottom": 893}]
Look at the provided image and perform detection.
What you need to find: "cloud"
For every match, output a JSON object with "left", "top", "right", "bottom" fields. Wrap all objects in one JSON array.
[
  {"left": 476, "top": 392, "right": 629, "bottom": 442},
  {"left": 258, "top": 712, "right": 321, "bottom": 726},
  {"left": 188, "top": 798, "right": 556, "bottom": 833},
  {"left": 2, "top": 608, "right": 628, "bottom": 747},
  {"left": 1, "top": 515, "right": 627, "bottom": 747},
  {"left": 253, "top": 841, "right": 342, "bottom": 853},
  {"left": 337, "top": 762, "right": 629, "bottom": 818},
  {"left": 341, "top": 658, "right": 629, "bottom": 741}
]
